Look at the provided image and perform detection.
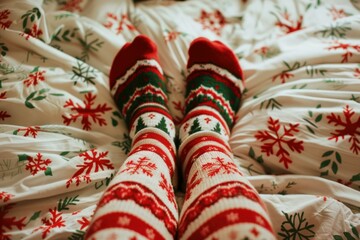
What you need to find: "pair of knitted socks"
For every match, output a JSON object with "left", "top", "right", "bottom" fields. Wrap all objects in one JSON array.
[{"left": 85, "top": 35, "right": 275, "bottom": 240}]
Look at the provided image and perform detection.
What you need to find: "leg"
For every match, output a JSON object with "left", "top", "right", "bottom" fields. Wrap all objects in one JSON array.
[
  {"left": 86, "top": 35, "right": 177, "bottom": 240},
  {"left": 178, "top": 38, "right": 276, "bottom": 239}
]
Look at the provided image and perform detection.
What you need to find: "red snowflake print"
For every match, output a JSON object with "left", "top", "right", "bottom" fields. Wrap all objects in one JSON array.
[
  {"left": 23, "top": 67, "right": 45, "bottom": 87},
  {"left": 77, "top": 216, "right": 90, "bottom": 230},
  {"left": 62, "top": 93, "right": 112, "bottom": 131},
  {"left": 16, "top": 126, "right": 41, "bottom": 138},
  {"left": 20, "top": 23, "right": 43, "bottom": 40},
  {"left": 0, "top": 111, "right": 10, "bottom": 121},
  {"left": 103, "top": 13, "right": 136, "bottom": 35},
  {"left": 34, "top": 208, "right": 66, "bottom": 239},
  {"left": 164, "top": 29, "right": 186, "bottom": 42},
  {"left": 202, "top": 156, "right": 241, "bottom": 177},
  {"left": 196, "top": 9, "right": 226, "bottom": 36},
  {"left": 0, "top": 191, "right": 13, "bottom": 203},
  {"left": 326, "top": 41, "right": 360, "bottom": 63},
  {"left": 0, "top": 9, "right": 12, "bottom": 29},
  {"left": 185, "top": 171, "right": 202, "bottom": 200},
  {"left": 25, "top": 153, "right": 52, "bottom": 175},
  {"left": 120, "top": 156, "right": 157, "bottom": 177},
  {"left": 159, "top": 173, "right": 176, "bottom": 209},
  {"left": 327, "top": 105, "right": 360, "bottom": 154},
  {"left": 66, "top": 149, "right": 114, "bottom": 188},
  {"left": 329, "top": 6, "right": 348, "bottom": 20},
  {"left": 0, "top": 91, "right": 6, "bottom": 99},
  {"left": 354, "top": 67, "right": 360, "bottom": 79},
  {"left": 59, "top": 0, "right": 83, "bottom": 12},
  {"left": 273, "top": 8, "right": 303, "bottom": 34},
  {"left": 255, "top": 117, "right": 304, "bottom": 169},
  {"left": 0, "top": 204, "right": 26, "bottom": 240}
]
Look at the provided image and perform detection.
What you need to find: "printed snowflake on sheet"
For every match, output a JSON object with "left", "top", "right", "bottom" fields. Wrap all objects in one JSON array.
[
  {"left": 103, "top": 13, "right": 136, "bottom": 35},
  {"left": 0, "top": 9, "right": 12, "bottom": 29},
  {"left": 23, "top": 67, "right": 45, "bottom": 87},
  {"left": 62, "top": 93, "right": 112, "bottom": 131},
  {"left": 0, "top": 204, "right": 26, "bottom": 240},
  {"left": 255, "top": 117, "right": 304, "bottom": 169},
  {"left": 327, "top": 105, "right": 360, "bottom": 154},
  {"left": 0, "top": 191, "right": 14, "bottom": 203},
  {"left": 196, "top": 9, "right": 226, "bottom": 36},
  {"left": 34, "top": 208, "right": 66, "bottom": 239},
  {"left": 25, "top": 153, "right": 52, "bottom": 175},
  {"left": 66, "top": 149, "right": 114, "bottom": 188}
]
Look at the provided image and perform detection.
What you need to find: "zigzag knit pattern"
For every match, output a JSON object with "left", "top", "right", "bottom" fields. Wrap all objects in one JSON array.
[
  {"left": 86, "top": 35, "right": 178, "bottom": 239},
  {"left": 178, "top": 38, "right": 276, "bottom": 239}
]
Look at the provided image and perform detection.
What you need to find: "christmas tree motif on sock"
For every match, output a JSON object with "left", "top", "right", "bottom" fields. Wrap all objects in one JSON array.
[
  {"left": 86, "top": 35, "right": 178, "bottom": 240},
  {"left": 178, "top": 38, "right": 276, "bottom": 239}
]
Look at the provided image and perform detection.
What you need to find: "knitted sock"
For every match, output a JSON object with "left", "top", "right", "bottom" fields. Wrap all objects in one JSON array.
[
  {"left": 178, "top": 38, "right": 275, "bottom": 240},
  {"left": 86, "top": 35, "right": 178, "bottom": 240}
]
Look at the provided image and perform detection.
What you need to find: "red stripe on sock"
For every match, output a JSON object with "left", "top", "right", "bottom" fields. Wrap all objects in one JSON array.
[
  {"left": 97, "top": 181, "right": 177, "bottom": 236},
  {"left": 181, "top": 108, "right": 229, "bottom": 135},
  {"left": 130, "top": 144, "right": 174, "bottom": 176},
  {"left": 86, "top": 211, "right": 165, "bottom": 240},
  {"left": 186, "top": 208, "right": 273, "bottom": 240},
  {"left": 130, "top": 105, "right": 173, "bottom": 129},
  {"left": 179, "top": 135, "right": 231, "bottom": 167},
  {"left": 179, "top": 181, "right": 267, "bottom": 236},
  {"left": 133, "top": 131, "right": 176, "bottom": 160}
]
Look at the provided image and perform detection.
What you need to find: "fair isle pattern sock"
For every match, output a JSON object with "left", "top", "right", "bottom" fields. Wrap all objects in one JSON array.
[
  {"left": 178, "top": 38, "right": 276, "bottom": 239},
  {"left": 85, "top": 35, "right": 178, "bottom": 240},
  {"left": 110, "top": 35, "right": 175, "bottom": 140}
]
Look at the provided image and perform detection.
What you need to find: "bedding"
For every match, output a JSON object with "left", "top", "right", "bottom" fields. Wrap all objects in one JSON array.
[{"left": 0, "top": 0, "right": 359, "bottom": 239}]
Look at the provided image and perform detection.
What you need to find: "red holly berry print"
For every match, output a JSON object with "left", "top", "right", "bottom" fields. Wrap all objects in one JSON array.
[
  {"left": 59, "top": 0, "right": 83, "bottom": 12},
  {"left": 327, "top": 105, "right": 360, "bottom": 154},
  {"left": 255, "top": 117, "right": 304, "bottom": 169},
  {"left": 326, "top": 41, "right": 360, "bottom": 63},
  {"left": 196, "top": 9, "right": 226, "bottom": 36},
  {"left": 16, "top": 126, "right": 41, "bottom": 138},
  {"left": 0, "top": 9, "right": 12, "bottom": 29},
  {"left": 0, "top": 204, "right": 26, "bottom": 240},
  {"left": 120, "top": 156, "right": 157, "bottom": 177},
  {"left": 23, "top": 67, "right": 45, "bottom": 87},
  {"left": 159, "top": 173, "right": 176, "bottom": 209},
  {"left": 185, "top": 171, "right": 202, "bottom": 200},
  {"left": 66, "top": 149, "right": 114, "bottom": 188},
  {"left": 273, "top": 9, "right": 303, "bottom": 34},
  {"left": 25, "top": 153, "right": 52, "bottom": 175},
  {"left": 0, "top": 191, "right": 13, "bottom": 203},
  {"left": 202, "top": 156, "right": 241, "bottom": 177},
  {"left": 62, "top": 93, "right": 112, "bottom": 131},
  {"left": 103, "top": 13, "right": 136, "bottom": 35},
  {"left": 34, "top": 208, "right": 66, "bottom": 239}
]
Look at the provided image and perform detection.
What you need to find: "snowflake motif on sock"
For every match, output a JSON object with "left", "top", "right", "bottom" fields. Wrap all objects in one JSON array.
[
  {"left": 62, "top": 92, "right": 112, "bottom": 131},
  {"left": 327, "top": 105, "right": 360, "bottom": 154},
  {"left": 25, "top": 153, "right": 52, "bottom": 175},
  {"left": 202, "top": 156, "right": 240, "bottom": 177},
  {"left": 0, "top": 204, "right": 26, "bottom": 240},
  {"left": 120, "top": 156, "right": 157, "bottom": 176},
  {"left": 255, "top": 117, "right": 304, "bottom": 169},
  {"left": 185, "top": 171, "right": 202, "bottom": 200},
  {"left": 34, "top": 208, "right": 66, "bottom": 239},
  {"left": 159, "top": 173, "right": 176, "bottom": 209},
  {"left": 66, "top": 149, "right": 114, "bottom": 188}
]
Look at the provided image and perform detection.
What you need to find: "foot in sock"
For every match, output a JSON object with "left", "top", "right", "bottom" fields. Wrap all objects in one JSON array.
[
  {"left": 86, "top": 35, "right": 178, "bottom": 240},
  {"left": 178, "top": 37, "right": 276, "bottom": 240}
]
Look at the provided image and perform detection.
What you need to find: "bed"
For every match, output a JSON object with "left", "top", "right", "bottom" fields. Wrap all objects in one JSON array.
[{"left": 0, "top": 0, "right": 359, "bottom": 239}]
